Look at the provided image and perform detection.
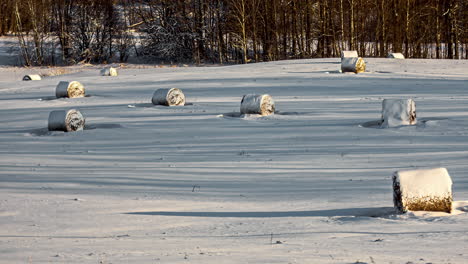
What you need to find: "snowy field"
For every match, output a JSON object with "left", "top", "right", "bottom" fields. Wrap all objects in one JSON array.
[{"left": 1, "top": 57, "right": 468, "bottom": 263}]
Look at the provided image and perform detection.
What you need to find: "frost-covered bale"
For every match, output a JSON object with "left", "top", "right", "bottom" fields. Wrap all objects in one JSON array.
[
  {"left": 381, "top": 99, "right": 416, "bottom": 128},
  {"left": 23, "top": 74, "right": 42, "bottom": 81},
  {"left": 393, "top": 168, "right": 453, "bottom": 213},
  {"left": 240, "top": 94, "right": 275, "bottom": 116},
  {"left": 100, "top": 67, "right": 118, "bottom": 76},
  {"left": 151, "top": 88, "right": 186, "bottom": 106},
  {"left": 388, "top": 53, "right": 405, "bottom": 59},
  {"left": 341, "top": 57, "right": 366, "bottom": 73},
  {"left": 48, "top": 109, "right": 85, "bottom": 132},
  {"left": 55, "top": 81, "right": 85, "bottom": 98},
  {"left": 340, "top": 50, "right": 358, "bottom": 60}
]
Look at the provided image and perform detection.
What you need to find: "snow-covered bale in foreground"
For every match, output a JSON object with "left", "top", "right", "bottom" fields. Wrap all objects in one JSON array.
[
  {"left": 55, "top": 81, "right": 85, "bottom": 98},
  {"left": 393, "top": 168, "right": 453, "bottom": 213},
  {"left": 48, "top": 109, "right": 85, "bottom": 132},
  {"left": 340, "top": 50, "right": 358, "bottom": 60},
  {"left": 381, "top": 99, "right": 417, "bottom": 128},
  {"left": 240, "top": 94, "right": 275, "bottom": 116},
  {"left": 101, "top": 67, "right": 118, "bottom": 76},
  {"left": 341, "top": 57, "right": 366, "bottom": 73},
  {"left": 388, "top": 53, "right": 405, "bottom": 59},
  {"left": 152, "top": 88, "right": 185, "bottom": 106},
  {"left": 22, "top": 74, "right": 41, "bottom": 81}
]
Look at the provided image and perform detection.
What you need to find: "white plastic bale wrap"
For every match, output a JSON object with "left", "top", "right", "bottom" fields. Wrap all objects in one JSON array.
[
  {"left": 151, "top": 88, "right": 186, "bottom": 106},
  {"left": 388, "top": 53, "right": 405, "bottom": 59},
  {"left": 48, "top": 109, "right": 85, "bottom": 132},
  {"left": 101, "top": 67, "right": 118, "bottom": 76},
  {"left": 55, "top": 81, "right": 85, "bottom": 98},
  {"left": 23, "top": 74, "right": 42, "bottom": 81},
  {"left": 341, "top": 57, "right": 366, "bottom": 73},
  {"left": 340, "top": 50, "right": 358, "bottom": 60},
  {"left": 240, "top": 94, "right": 275, "bottom": 116},
  {"left": 393, "top": 168, "right": 453, "bottom": 213},
  {"left": 381, "top": 99, "right": 417, "bottom": 128}
]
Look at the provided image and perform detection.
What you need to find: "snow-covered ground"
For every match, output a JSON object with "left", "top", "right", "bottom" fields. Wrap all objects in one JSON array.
[{"left": 1, "top": 57, "right": 468, "bottom": 263}]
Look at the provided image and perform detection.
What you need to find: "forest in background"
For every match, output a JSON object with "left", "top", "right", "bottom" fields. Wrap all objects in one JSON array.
[{"left": 0, "top": 0, "right": 467, "bottom": 66}]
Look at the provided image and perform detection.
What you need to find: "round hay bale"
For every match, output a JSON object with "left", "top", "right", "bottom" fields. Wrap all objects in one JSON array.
[
  {"left": 23, "top": 74, "right": 42, "bottom": 81},
  {"left": 340, "top": 50, "right": 358, "bottom": 60},
  {"left": 387, "top": 53, "right": 405, "bottom": 59},
  {"left": 240, "top": 94, "right": 275, "bottom": 116},
  {"left": 381, "top": 99, "right": 417, "bottom": 128},
  {"left": 55, "top": 81, "right": 85, "bottom": 98},
  {"left": 101, "top": 67, "right": 118, "bottom": 76},
  {"left": 341, "top": 57, "right": 366, "bottom": 73},
  {"left": 393, "top": 168, "right": 453, "bottom": 213},
  {"left": 151, "top": 88, "right": 186, "bottom": 106},
  {"left": 48, "top": 109, "right": 85, "bottom": 132}
]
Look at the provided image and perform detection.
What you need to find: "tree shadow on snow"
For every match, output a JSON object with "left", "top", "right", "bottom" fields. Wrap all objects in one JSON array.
[{"left": 126, "top": 206, "right": 396, "bottom": 219}]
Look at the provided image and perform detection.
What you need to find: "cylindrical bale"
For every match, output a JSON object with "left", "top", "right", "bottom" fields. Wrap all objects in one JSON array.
[
  {"left": 393, "top": 168, "right": 453, "bottom": 213},
  {"left": 151, "top": 88, "right": 186, "bottom": 106},
  {"left": 381, "top": 99, "right": 417, "bottom": 128},
  {"left": 23, "top": 74, "right": 42, "bottom": 81},
  {"left": 48, "top": 109, "right": 85, "bottom": 132},
  {"left": 55, "top": 81, "right": 85, "bottom": 98},
  {"left": 341, "top": 57, "right": 366, "bottom": 73},
  {"left": 240, "top": 94, "right": 275, "bottom": 116},
  {"left": 340, "top": 50, "right": 358, "bottom": 60},
  {"left": 100, "top": 67, "right": 118, "bottom": 76},
  {"left": 387, "top": 53, "right": 405, "bottom": 59}
]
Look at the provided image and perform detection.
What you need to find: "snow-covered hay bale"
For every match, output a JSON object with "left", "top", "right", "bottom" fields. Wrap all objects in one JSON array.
[
  {"left": 48, "top": 109, "right": 85, "bottom": 132},
  {"left": 381, "top": 99, "right": 417, "bottom": 128},
  {"left": 341, "top": 57, "right": 366, "bottom": 73},
  {"left": 393, "top": 168, "right": 453, "bottom": 213},
  {"left": 152, "top": 88, "right": 185, "bottom": 106},
  {"left": 240, "top": 94, "right": 275, "bottom": 116},
  {"left": 340, "top": 50, "right": 358, "bottom": 59},
  {"left": 100, "top": 67, "right": 118, "bottom": 76},
  {"left": 388, "top": 52, "right": 405, "bottom": 59},
  {"left": 23, "top": 74, "right": 42, "bottom": 81},
  {"left": 55, "top": 81, "right": 85, "bottom": 98}
]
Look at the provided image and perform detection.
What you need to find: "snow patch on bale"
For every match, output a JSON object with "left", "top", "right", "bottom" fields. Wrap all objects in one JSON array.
[
  {"left": 341, "top": 57, "right": 366, "bottom": 73},
  {"left": 101, "top": 67, "right": 118, "bottom": 76},
  {"left": 23, "top": 74, "right": 42, "bottom": 81},
  {"left": 48, "top": 109, "right": 85, "bottom": 132},
  {"left": 55, "top": 81, "right": 85, "bottom": 98},
  {"left": 388, "top": 53, "right": 405, "bottom": 59},
  {"left": 393, "top": 168, "right": 453, "bottom": 213},
  {"left": 381, "top": 99, "right": 417, "bottom": 128},
  {"left": 240, "top": 94, "right": 275, "bottom": 116},
  {"left": 340, "top": 50, "right": 358, "bottom": 60},
  {"left": 152, "top": 88, "right": 185, "bottom": 106}
]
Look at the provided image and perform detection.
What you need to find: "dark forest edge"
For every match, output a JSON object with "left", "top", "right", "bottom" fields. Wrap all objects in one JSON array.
[{"left": 0, "top": 0, "right": 467, "bottom": 66}]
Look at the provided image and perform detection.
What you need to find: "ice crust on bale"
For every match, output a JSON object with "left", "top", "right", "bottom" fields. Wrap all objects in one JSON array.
[
  {"left": 341, "top": 57, "right": 366, "bottom": 73},
  {"left": 240, "top": 94, "right": 275, "bottom": 116},
  {"left": 393, "top": 168, "right": 453, "bottom": 213},
  {"left": 56, "top": 81, "right": 85, "bottom": 98},
  {"left": 381, "top": 99, "right": 417, "bottom": 128},
  {"left": 388, "top": 52, "right": 405, "bottom": 59},
  {"left": 22, "top": 74, "right": 41, "bottom": 81},
  {"left": 340, "top": 50, "right": 358, "bottom": 60},
  {"left": 152, "top": 88, "right": 186, "bottom": 106},
  {"left": 101, "top": 67, "right": 118, "bottom": 76},
  {"left": 48, "top": 109, "right": 85, "bottom": 132}
]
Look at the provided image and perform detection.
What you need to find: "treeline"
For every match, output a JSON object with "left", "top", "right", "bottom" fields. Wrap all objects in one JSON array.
[{"left": 1, "top": 0, "right": 467, "bottom": 66}]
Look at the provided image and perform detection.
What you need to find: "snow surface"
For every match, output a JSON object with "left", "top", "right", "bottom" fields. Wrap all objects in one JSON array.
[
  {"left": 1, "top": 57, "right": 468, "bottom": 263},
  {"left": 396, "top": 167, "right": 452, "bottom": 198}
]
